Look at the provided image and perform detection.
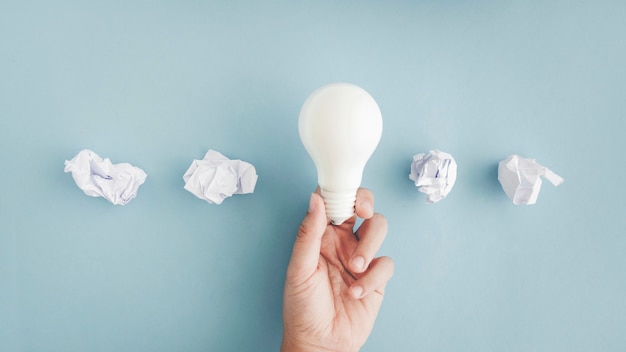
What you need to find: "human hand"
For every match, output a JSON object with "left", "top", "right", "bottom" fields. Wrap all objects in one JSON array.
[{"left": 281, "top": 189, "right": 394, "bottom": 352}]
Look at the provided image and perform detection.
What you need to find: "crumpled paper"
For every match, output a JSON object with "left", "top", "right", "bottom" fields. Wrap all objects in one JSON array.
[
  {"left": 183, "top": 149, "right": 258, "bottom": 204},
  {"left": 64, "top": 149, "right": 147, "bottom": 205},
  {"left": 498, "top": 154, "right": 564, "bottom": 205},
  {"left": 409, "top": 149, "right": 457, "bottom": 203}
]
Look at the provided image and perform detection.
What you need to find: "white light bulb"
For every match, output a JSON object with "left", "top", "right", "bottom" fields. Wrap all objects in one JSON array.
[{"left": 298, "top": 83, "right": 383, "bottom": 225}]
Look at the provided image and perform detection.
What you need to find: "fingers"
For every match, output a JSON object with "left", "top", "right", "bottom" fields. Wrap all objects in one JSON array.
[
  {"left": 355, "top": 188, "right": 374, "bottom": 219},
  {"left": 349, "top": 213, "right": 388, "bottom": 274},
  {"left": 349, "top": 256, "right": 394, "bottom": 299},
  {"left": 286, "top": 193, "right": 327, "bottom": 282}
]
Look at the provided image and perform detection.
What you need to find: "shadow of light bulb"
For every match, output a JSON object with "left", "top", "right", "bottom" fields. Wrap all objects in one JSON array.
[{"left": 298, "top": 83, "right": 383, "bottom": 225}]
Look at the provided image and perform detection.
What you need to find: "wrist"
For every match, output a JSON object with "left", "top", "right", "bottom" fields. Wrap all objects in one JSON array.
[
  {"left": 280, "top": 336, "right": 358, "bottom": 352},
  {"left": 280, "top": 336, "right": 334, "bottom": 352},
  {"left": 280, "top": 340, "right": 313, "bottom": 352},
  {"left": 280, "top": 337, "right": 318, "bottom": 352}
]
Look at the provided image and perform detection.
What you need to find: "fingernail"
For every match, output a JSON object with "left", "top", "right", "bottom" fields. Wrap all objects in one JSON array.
[
  {"left": 352, "top": 256, "right": 365, "bottom": 271},
  {"left": 308, "top": 193, "right": 316, "bottom": 213},
  {"left": 350, "top": 285, "right": 363, "bottom": 299},
  {"left": 359, "top": 200, "right": 373, "bottom": 215}
]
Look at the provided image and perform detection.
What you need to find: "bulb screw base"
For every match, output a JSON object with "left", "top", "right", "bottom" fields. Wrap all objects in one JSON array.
[{"left": 320, "top": 189, "right": 357, "bottom": 225}]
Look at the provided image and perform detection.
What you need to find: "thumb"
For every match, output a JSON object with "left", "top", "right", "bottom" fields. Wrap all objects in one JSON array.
[{"left": 287, "top": 193, "right": 327, "bottom": 282}]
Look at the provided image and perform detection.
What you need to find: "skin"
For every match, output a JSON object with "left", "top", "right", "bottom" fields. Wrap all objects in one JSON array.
[{"left": 282, "top": 189, "right": 394, "bottom": 352}]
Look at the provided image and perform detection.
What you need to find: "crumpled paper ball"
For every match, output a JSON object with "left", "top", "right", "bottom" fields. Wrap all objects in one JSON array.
[
  {"left": 409, "top": 149, "right": 457, "bottom": 204},
  {"left": 64, "top": 149, "right": 147, "bottom": 205},
  {"left": 183, "top": 149, "right": 258, "bottom": 204},
  {"left": 498, "top": 154, "right": 564, "bottom": 205}
]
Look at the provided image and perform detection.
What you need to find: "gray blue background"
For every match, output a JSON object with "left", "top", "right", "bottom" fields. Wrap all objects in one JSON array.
[{"left": 1, "top": 1, "right": 625, "bottom": 351}]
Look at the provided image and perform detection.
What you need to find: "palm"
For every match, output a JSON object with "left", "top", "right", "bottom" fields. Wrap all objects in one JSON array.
[
  {"left": 282, "top": 191, "right": 392, "bottom": 352},
  {"left": 288, "top": 222, "right": 383, "bottom": 351}
]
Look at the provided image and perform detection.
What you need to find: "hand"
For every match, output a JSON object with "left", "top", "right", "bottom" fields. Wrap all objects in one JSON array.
[{"left": 281, "top": 189, "right": 394, "bottom": 352}]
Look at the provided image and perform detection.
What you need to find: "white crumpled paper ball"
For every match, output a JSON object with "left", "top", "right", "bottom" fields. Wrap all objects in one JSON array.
[
  {"left": 498, "top": 154, "right": 564, "bottom": 205},
  {"left": 183, "top": 149, "right": 258, "bottom": 205},
  {"left": 64, "top": 149, "right": 147, "bottom": 205},
  {"left": 409, "top": 149, "right": 457, "bottom": 204}
]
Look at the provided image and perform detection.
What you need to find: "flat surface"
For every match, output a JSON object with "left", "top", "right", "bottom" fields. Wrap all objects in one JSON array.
[{"left": 1, "top": 1, "right": 625, "bottom": 351}]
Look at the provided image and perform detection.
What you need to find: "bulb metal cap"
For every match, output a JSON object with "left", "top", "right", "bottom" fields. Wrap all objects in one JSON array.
[{"left": 320, "top": 189, "right": 357, "bottom": 225}]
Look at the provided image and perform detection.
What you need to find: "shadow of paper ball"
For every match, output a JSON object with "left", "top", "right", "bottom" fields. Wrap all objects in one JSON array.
[{"left": 488, "top": 161, "right": 503, "bottom": 195}]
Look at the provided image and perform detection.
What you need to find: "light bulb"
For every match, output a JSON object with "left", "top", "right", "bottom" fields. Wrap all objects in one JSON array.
[{"left": 298, "top": 83, "right": 383, "bottom": 225}]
